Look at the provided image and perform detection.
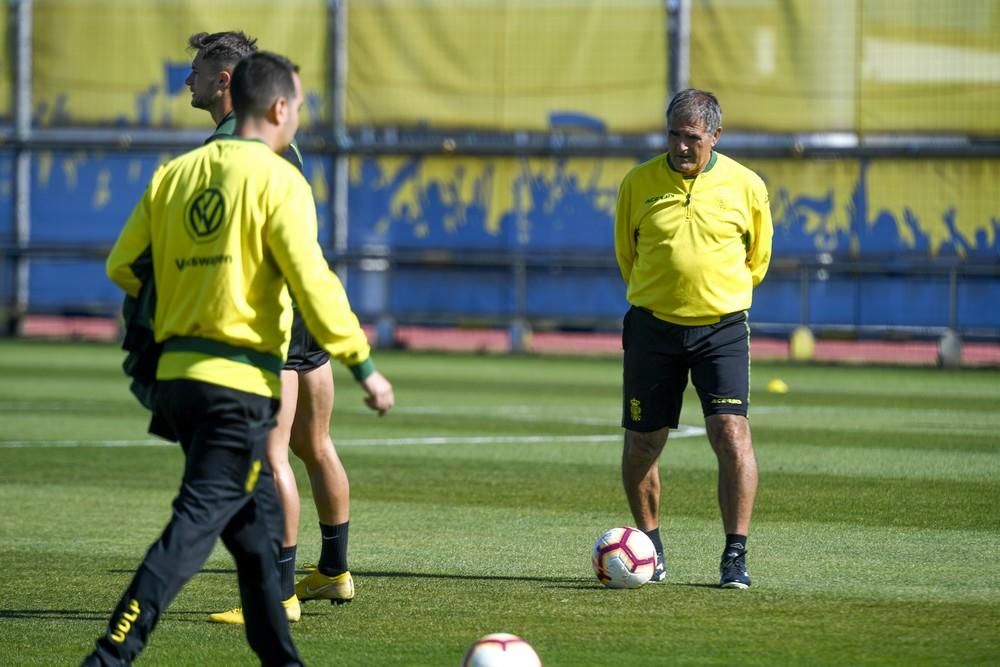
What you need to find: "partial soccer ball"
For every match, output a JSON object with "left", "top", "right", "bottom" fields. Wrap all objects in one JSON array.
[
  {"left": 592, "top": 526, "right": 657, "bottom": 589},
  {"left": 460, "top": 633, "right": 542, "bottom": 667}
]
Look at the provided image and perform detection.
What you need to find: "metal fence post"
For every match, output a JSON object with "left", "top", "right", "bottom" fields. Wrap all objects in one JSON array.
[
  {"left": 510, "top": 161, "right": 530, "bottom": 352},
  {"left": 799, "top": 265, "right": 810, "bottom": 327},
  {"left": 666, "top": 0, "right": 691, "bottom": 100},
  {"left": 948, "top": 267, "right": 958, "bottom": 331},
  {"left": 331, "top": 0, "right": 349, "bottom": 270},
  {"left": 10, "top": 0, "right": 34, "bottom": 336}
]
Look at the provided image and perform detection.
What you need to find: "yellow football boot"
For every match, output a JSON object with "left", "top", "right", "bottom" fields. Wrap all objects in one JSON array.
[
  {"left": 208, "top": 594, "right": 301, "bottom": 625},
  {"left": 295, "top": 570, "right": 354, "bottom": 604}
]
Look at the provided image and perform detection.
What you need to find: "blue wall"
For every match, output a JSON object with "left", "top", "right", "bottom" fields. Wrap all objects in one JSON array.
[{"left": 3, "top": 150, "right": 998, "bottom": 336}]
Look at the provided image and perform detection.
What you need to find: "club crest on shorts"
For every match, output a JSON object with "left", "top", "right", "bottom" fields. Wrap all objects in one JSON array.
[{"left": 629, "top": 398, "right": 642, "bottom": 422}]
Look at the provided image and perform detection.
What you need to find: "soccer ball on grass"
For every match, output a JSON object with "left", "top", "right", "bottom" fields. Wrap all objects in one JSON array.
[
  {"left": 591, "top": 526, "right": 656, "bottom": 589},
  {"left": 460, "top": 632, "right": 542, "bottom": 667}
]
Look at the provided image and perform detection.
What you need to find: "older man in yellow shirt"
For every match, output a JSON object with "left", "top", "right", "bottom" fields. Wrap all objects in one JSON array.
[{"left": 614, "top": 88, "right": 772, "bottom": 589}]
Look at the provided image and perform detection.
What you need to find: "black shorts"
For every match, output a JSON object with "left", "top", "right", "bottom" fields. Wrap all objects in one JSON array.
[
  {"left": 284, "top": 308, "right": 330, "bottom": 372},
  {"left": 622, "top": 307, "right": 750, "bottom": 432}
]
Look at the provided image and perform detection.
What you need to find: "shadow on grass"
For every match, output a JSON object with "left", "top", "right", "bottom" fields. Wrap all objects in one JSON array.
[
  {"left": 111, "top": 568, "right": 728, "bottom": 592},
  {"left": 0, "top": 578, "right": 724, "bottom": 623},
  {"left": 185, "top": 569, "right": 729, "bottom": 590},
  {"left": 0, "top": 609, "right": 108, "bottom": 621},
  {"left": 0, "top": 607, "right": 303, "bottom": 625},
  {"left": 356, "top": 570, "right": 591, "bottom": 585},
  {"left": 103, "top": 568, "right": 735, "bottom": 595},
  {"left": 544, "top": 581, "right": 722, "bottom": 591},
  {"left": 146, "top": 568, "right": 594, "bottom": 585}
]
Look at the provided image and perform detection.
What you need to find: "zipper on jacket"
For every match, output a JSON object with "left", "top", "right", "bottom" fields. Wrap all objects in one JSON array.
[{"left": 684, "top": 179, "right": 696, "bottom": 220}]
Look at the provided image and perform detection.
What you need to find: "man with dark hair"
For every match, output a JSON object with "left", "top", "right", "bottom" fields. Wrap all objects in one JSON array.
[
  {"left": 614, "top": 88, "right": 772, "bottom": 589},
  {"left": 185, "top": 32, "right": 368, "bottom": 626},
  {"left": 83, "top": 51, "right": 393, "bottom": 666},
  {"left": 185, "top": 31, "right": 258, "bottom": 126}
]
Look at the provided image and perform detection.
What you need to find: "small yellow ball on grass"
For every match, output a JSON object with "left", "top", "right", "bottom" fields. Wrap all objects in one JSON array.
[{"left": 767, "top": 378, "right": 789, "bottom": 394}]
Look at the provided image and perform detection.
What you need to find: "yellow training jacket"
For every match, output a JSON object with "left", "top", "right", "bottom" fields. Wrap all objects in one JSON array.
[
  {"left": 107, "top": 137, "right": 370, "bottom": 398},
  {"left": 614, "top": 151, "right": 773, "bottom": 325}
]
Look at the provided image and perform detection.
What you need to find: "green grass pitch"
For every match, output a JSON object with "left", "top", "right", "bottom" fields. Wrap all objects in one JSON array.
[{"left": 1, "top": 339, "right": 998, "bottom": 665}]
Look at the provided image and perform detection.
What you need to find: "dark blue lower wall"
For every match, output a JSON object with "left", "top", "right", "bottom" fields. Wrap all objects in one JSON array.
[{"left": 1, "top": 150, "right": 997, "bottom": 337}]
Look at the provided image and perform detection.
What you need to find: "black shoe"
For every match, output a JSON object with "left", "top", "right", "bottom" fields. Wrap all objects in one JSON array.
[
  {"left": 649, "top": 552, "right": 667, "bottom": 583},
  {"left": 719, "top": 549, "right": 751, "bottom": 589}
]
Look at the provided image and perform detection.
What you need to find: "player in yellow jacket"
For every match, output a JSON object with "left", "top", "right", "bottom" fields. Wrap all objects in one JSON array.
[
  {"left": 84, "top": 52, "right": 393, "bottom": 667},
  {"left": 614, "top": 88, "right": 772, "bottom": 590}
]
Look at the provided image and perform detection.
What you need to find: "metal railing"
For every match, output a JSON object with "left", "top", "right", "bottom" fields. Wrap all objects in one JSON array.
[{"left": 3, "top": 241, "right": 998, "bottom": 344}]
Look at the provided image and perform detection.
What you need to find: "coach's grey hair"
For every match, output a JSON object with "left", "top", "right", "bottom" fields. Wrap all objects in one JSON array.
[{"left": 667, "top": 89, "right": 722, "bottom": 134}]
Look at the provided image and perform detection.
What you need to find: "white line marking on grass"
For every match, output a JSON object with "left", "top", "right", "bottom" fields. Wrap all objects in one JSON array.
[
  {"left": 337, "top": 427, "right": 706, "bottom": 447},
  {"left": 376, "top": 404, "right": 620, "bottom": 427},
  {"left": 0, "top": 439, "right": 171, "bottom": 448},
  {"left": 0, "top": 424, "right": 707, "bottom": 449}
]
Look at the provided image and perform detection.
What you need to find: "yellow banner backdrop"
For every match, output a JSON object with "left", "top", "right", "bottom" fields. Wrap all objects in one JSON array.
[
  {"left": 347, "top": 0, "right": 668, "bottom": 131},
  {"left": 23, "top": 1, "right": 1000, "bottom": 134},
  {"left": 859, "top": 1, "right": 1000, "bottom": 134},
  {"left": 691, "top": 0, "right": 1000, "bottom": 134},
  {"left": 32, "top": 0, "right": 328, "bottom": 128},
  {"left": 690, "top": 0, "right": 859, "bottom": 131}
]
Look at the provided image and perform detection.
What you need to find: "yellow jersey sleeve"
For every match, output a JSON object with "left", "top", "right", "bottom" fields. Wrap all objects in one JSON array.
[
  {"left": 747, "top": 176, "right": 773, "bottom": 287},
  {"left": 614, "top": 174, "right": 636, "bottom": 285},
  {"left": 265, "top": 172, "right": 371, "bottom": 368},
  {"left": 106, "top": 177, "right": 157, "bottom": 297}
]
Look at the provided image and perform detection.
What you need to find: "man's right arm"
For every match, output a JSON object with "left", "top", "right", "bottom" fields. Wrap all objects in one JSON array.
[
  {"left": 106, "top": 182, "right": 155, "bottom": 297},
  {"left": 747, "top": 178, "right": 773, "bottom": 287},
  {"left": 266, "top": 177, "right": 395, "bottom": 414},
  {"left": 614, "top": 178, "right": 635, "bottom": 284},
  {"left": 265, "top": 177, "right": 372, "bottom": 365}
]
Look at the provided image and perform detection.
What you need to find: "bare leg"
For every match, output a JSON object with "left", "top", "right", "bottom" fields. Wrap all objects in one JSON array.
[
  {"left": 705, "top": 414, "right": 757, "bottom": 535},
  {"left": 289, "top": 362, "right": 356, "bottom": 601},
  {"left": 197, "top": 374, "right": 306, "bottom": 623},
  {"left": 622, "top": 427, "right": 669, "bottom": 531},
  {"left": 269, "top": 370, "right": 301, "bottom": 549},
  {"left": 289, "top": 361, "right": 348, "bottom": 525}
]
